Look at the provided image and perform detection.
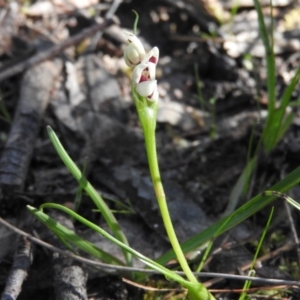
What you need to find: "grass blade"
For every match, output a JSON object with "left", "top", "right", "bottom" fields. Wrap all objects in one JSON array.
[
  {"left": 253, "top": 0, "right": 275, "bottom": 115},
  {"left": 223, "top": 156, "right": 257, "bottom": 217},
  {"left": 239, "top": 207, "right": 274, "bottom": 299},
  {"left": 156, "top": 164, "right": 300, "bottom": 265},
  {"left": 263, "top": 191, "right": 300, "bottom": 211},
  {"left": 253, "top": 0, "right": 276, "bottom": 115},
  {"left": 275, "top": 111, "right": 294, "bottom": 145},
  {"left": 30, "top": 203, "right": 191, "bottom": 286},
  {"left": 27, "top": 205, "right": 124, "bottom": 265},
  {"left": 47, "top": 126, "right": 132, "bottom": 265},
  {"left": 264, "top": 67, "right": 300, "bottom": 149},
  {"left": 253, "top": 0, "right": 277, "bottom": 152}
]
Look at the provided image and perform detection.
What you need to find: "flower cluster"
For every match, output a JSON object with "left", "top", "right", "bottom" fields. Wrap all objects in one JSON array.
[{"left": 124, "top": 32, "right": 159, "bottom": 102}]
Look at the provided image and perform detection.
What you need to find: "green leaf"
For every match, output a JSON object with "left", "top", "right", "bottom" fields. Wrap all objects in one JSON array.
[
  {"left": 29, "top": 203, "right": 192, "bottom": 287},
  {"left": 156, "top": 164, "right": 300, "bottom": 265},
  {"left": 275, "top": 111, "right": 294, "bottom": 145},
  {"left": 46, "top": 126, "right": 132, "bottom": 266},
  {"left": 263, "top": 64, "right": 299, "bottom": 149},
  {"left": 253, "top": 0, "right": 276, "bottom": 115},
  {"left": 27, "top": 205, "right": 124, "bottom": 265},
  {"left": 223, "top": 156, "right": 257, "bottom": 217}
]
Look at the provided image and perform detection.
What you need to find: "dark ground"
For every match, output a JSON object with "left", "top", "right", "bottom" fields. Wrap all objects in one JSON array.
[{"left": 1, "top": 0, "right": 300, "bottom": 299}]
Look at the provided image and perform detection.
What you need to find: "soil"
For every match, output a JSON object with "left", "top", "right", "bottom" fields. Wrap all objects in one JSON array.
[{"left": 1, "top": 0, "right": 300, "bottom": 299}]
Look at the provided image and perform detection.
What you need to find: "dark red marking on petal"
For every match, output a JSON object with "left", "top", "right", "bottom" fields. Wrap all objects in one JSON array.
[
  {"left": 139, "top": 75, "right": 148, "bottom": 83},
  {"left": 148, "top": 91, "right": 154, "bottom": 99},
  {"left": 149, "top": 56, "right": 157, "bottom": 64}
]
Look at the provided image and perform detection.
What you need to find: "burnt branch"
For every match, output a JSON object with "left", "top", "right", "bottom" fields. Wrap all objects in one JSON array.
[
  {"left": 0, "top": 60, "right": 62, "bottom": 192},
  {"left": 1, "top": 236, "right": 32, "bottom": 300}
]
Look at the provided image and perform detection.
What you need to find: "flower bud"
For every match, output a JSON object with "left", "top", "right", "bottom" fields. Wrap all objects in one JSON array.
[{"left": 124, "top": 32, "right": 146, "bottom": 67}]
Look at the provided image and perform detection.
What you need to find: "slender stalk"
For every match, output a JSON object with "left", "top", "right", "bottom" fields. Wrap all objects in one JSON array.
[
  {"left": 129, "top": 31, "right": 215, "bottom": 296},
  {"left": 142, "top": 113, "right": 198, "bottom": 284}
]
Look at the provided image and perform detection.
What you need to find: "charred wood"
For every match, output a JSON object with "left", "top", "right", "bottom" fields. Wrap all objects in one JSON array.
[{"left": 1, "top": 236, "right": 32, "bottom": 300}]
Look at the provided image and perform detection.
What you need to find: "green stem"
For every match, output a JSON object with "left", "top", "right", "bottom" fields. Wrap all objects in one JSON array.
[
  {"left": 142, "top": 111, "right": 198, "bottom": 284},
  {"left": 133, "top": 89, "right": 215, "bottom": 299}
]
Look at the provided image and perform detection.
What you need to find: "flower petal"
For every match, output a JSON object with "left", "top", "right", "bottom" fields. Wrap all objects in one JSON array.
[
  {"left": 132, "top": 62, "right": 157, "bottom": 85},
  {"left": 142, "top": 46, "right": 159, "bottom": 65},
  {"left": 132, "top": 63, "right": 148, "bottom": 85},
  {"left": 136, "top": 80, "right": 157, "bottom": 98},
  {"left": 147, "top": 88, "right": 159, "bottom": 102},
  {"left": 147, "top": 63, "right": 156, "bottom": 80}
]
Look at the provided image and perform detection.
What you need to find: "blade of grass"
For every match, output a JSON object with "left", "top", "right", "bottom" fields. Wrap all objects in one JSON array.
[
  {"left": 263, "top": 191, "right": 300, "bottom": 211},
  {"left": 253, "top": 0, "right": 276, "bottom": 116},
  {"left": 278, "top": 68, "right": 300, "bottom": 112},
  {"left": 264, "top": 67, "right": 300, "bottom": 149},
  {"left": 35, "top": 203, "right": 214, "bottom": 299},
  {"left": 28, "top": 203, "right": 192, "bottom": 287},
  {"left": 47, "top": 126, "right": 132, "bottom": 266},
  {"left": 253, "top": 0, "right": 277, "bottom": 152},
  {"left": 275, "top": 111, "right": 294, "bottom": 145},
  {"left": 27, "top": 205, "right": 124, "bottom": 265},
  {"left": 239, "top": 207, "right": 274, "bottom": 300},
  {"left": 196, "top": 210, "right": 234, "bottom": 273},
  {"left": 223, "top": 156, "right": 257, "bottom": 217},
  {"left": 273, "top": 67, "right": 300, "bottom": 144},
  {"left": 156, "top": 164, "right": 300, "bottom": 265},
  {"left": 73, "top": 157, "right": 87, "bottom": 214},
  {"left": 240, "top": 270, "right": 256, "bottom": 299}
]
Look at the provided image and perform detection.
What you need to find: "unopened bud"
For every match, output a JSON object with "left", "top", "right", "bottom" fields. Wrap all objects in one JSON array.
[{"left": 124, "top": 32, "right": 146, "bottom": 67}]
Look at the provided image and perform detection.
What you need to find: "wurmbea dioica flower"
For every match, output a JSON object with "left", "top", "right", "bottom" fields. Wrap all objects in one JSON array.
[
  {"left": 124, "top": 32, "right": 159, "bottom": 102},
  {"left": 123, "top": 26, "right": 216, "bottom": 300},
  {"left": 132, "top": 62, "right": 158, "bottom": 102}
]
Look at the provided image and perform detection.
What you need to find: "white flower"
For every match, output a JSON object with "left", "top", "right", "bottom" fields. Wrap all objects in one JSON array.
[
  {"left": 124, "top": 32, "right": 146, "bottom": 67},
  {"left": 132, "top": 63, "right": 156, "bottom": 84},
  {"left": 132, "top": 62, "right": 158, "bottom": 102},
  {"left": 123, "top": 32, "right": 159, "bottom": 102}
]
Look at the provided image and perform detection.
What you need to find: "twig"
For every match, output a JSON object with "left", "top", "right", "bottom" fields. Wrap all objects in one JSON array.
[
  {"left": 105, "top": 0, "right": 122, "bottom": 19},
  {"left": 0, "top": 18, "right": 114, "bottom": 82},
  {"left": 0, "top": 216, "right": 299, "bottom": 289},
  {"left": 0, "top": 60, "right": 62, "bottom": 191},
  {"left": 209, "top": 285, "right": 292, "bottom": 293},
  {"left": 1, "top": 236, "right": 32, "bottom": 300},
  {"left": 83, "top": 0, "right": 123, "bottom": 53}
]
